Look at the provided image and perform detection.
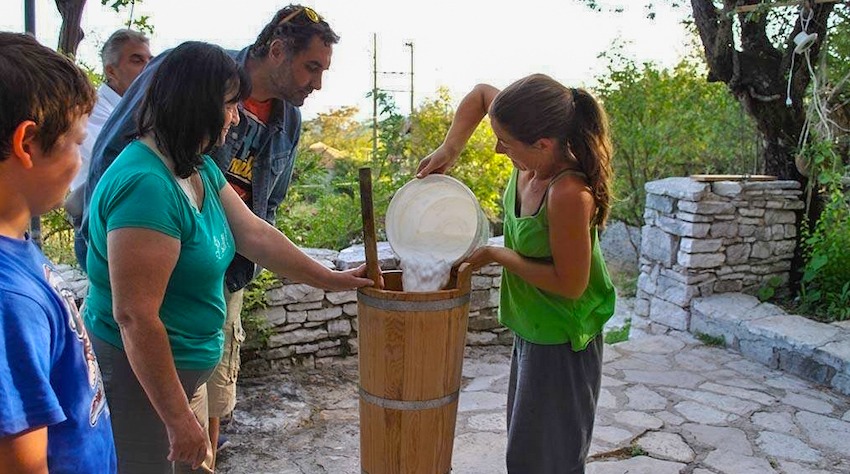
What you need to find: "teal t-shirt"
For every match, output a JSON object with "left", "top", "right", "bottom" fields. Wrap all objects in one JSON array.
[{"left": 84, "top": 140, "right": 236, "bottom": 370}]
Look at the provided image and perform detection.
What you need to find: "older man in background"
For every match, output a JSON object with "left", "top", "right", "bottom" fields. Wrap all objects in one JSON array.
[{"left": 67, "top": 29, "right": 152, "bottom": 256}]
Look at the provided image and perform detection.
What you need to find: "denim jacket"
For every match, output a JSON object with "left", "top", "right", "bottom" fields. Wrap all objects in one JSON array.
[{"left": 80, "top": 47, "right": 301, "bottom": 292}]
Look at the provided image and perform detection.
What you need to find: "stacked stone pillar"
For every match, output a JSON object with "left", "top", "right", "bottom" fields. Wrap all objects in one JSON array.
[{"left": 635, "top": 177, "right": 804, "bottom": 331}]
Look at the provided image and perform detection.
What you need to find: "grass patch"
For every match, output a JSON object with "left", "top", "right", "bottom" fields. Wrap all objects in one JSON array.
[
  {"left": 610, "top": 269, "right": 638, "bottom": 298},
  {"left": 695, "top": 332, "right": 726, "bottom": 347},
  {"left": 604, "top": 319, "right": 631, "bottom": 345},
  {"left": 629, "top": 444, "right": 647, "bottom": 457}
]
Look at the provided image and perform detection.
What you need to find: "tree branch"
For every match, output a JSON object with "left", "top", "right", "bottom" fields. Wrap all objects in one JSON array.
[
  {"left": 691, "top": 0, "right": 735, "bottom": 82},
  {"left": 55, "top": 0, "right": 87, "bottom": 55}
]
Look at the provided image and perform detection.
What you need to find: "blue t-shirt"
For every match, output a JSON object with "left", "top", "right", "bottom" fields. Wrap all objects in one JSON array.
[{"left": 0, "top": 235, "right": 116, "bottom": 473}]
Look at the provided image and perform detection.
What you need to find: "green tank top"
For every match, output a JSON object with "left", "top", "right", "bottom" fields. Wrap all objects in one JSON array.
[{"left": 498, "top": 168, "right": 617, "bottom": 350}]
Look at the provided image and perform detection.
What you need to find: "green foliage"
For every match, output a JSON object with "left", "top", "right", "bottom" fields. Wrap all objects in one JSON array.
[
  {"left": 99, "top": 0, "right": 155, "bottom": 34},
  {"left": 629, "top": 444, "right": 647, "bottom": 457},
  {"left": 277, "top": 188, "right": 362, "bottom": 249},
  {"left": 410, "top": 88, "right": 512, "bottom": 223},
  {"left": 276, "top": 110, "right": 370, "bottom": 249},
  {"left": 594, "top": 51, "right": 758, "bottom": 226},
  {"left": 695, "top": 332, "right": 726, "bottom": 347},
  {"left": 78, "top": 61, "right": 104, "bottom": 87},
  {"left": 278, "top": 87, "right": 510, "bottom": 249},
  {"left": 798, "top": 141, "right": 850, "bottom": 322},
  {"left": 240, "top": 271, "right": 277, "bottom": 348},
  {"left": 757, "top": 275, "right": 784, "bottom": 302},
  {"left": 40, "top": 210, "right": 76, "bottom": 265},
  {"left": 604, "top": 320, "right": 631, "bottom": 345},
  {"left": 611, "top": 270, "right": 638, "bottom": 298}
]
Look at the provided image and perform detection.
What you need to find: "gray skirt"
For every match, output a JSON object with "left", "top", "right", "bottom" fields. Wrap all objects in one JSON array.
[
  {"left": 506, "top": 333, "right": 604, "bottom": 474},
  {"left": 92, "top": 335, "right": 213, "bottom": 474}
]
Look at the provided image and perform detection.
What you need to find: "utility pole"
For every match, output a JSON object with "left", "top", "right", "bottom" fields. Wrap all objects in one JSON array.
[
  {"left": 404, "top": 41, "right": 414, "bottom": 116},
  {"left": 370, "top": 35, "right": 416, "bottom": 162},
  {"left": 24, "top": 0, "right": 42, "bottom": 248},
  {"left": 24, "top": 0, "right": 35, "bottom": 36},
  {"left": 371, "top": 33, "right": 378, "bottom": 162}
]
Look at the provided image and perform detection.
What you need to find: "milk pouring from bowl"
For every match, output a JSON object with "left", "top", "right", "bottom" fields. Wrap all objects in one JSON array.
[{"left": 386, "top": 175, "right": 489, "bottom": 292}]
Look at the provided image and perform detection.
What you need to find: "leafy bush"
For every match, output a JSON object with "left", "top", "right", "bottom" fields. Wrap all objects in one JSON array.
[
  {"left": 240, "top": 270, "right": 277, "bottom": 348},
  {"left": 41, "top": 210, "right": 76, "bottom": 265},
  {"left": 594, "top": 52, "right": 758, "bottom": 226},
  {"left": 276, "top": 89, "right": 511, "bottom": 250},
  {"left": 798, "top": 141, "right": 850, "bottom": 321}
]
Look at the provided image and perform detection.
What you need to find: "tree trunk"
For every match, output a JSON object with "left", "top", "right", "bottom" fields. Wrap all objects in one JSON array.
[
  {"left": 690, "top": 0, "right": 835, "bottom": 180},
  {"left": 690, "top": 0, "right": 836, "bottom": 289},
  {"left": 56, "top": 0, "right": 87, "bottom": 55}
]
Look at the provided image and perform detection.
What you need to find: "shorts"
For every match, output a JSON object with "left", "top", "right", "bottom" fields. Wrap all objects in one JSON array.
[{"left": 207, "top": 288, "right": 245, "bottom": 418}]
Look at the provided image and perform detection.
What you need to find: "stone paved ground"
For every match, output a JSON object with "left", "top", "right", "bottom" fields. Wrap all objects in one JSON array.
[{"left": 218, "top": 327, "right": 850, "bottom": 474}]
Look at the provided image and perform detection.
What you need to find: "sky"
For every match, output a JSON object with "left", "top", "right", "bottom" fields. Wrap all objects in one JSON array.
[{"left": 2, "top": 0, "right": 694, "bottom": 119}]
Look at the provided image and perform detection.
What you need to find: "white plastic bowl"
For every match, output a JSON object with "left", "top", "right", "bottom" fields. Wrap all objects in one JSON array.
[{"left": 386, "top": 175, "right": 489, "bottom": 271}]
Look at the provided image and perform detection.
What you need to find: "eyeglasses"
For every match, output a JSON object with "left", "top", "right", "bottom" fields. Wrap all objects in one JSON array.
[{"left": 276, "top": 7, "right": 322, "bottom": 27}]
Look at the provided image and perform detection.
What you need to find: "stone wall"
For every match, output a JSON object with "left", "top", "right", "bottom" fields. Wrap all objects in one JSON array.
[
  {"left": 242, "top": 239, "right": 510, "bottom": 374},
  {"left": 62, "top": 221, "right": 639, "bottom": 374},
  {"left": 635, "top": 177, "right": 804, "bottom": 332}
]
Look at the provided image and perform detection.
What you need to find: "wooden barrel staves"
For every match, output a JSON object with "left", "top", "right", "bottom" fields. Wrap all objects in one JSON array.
[{"left": 358, "top": 266, "right": 473, "bottom": 474}]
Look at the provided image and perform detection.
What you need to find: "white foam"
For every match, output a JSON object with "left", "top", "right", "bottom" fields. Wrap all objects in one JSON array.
[
  {"left": 394, "top": 231, "right": 467, "bottom": 292},
  {"left": 386, "top": 175, "right": 489, "bottom": 292}
]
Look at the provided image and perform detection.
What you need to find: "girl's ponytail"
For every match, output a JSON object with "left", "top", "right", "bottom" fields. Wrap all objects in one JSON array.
[
  {"left": 568, "top": 88, "right": 613, "bottom": 230},
  {"left": 491, "top": 75, "right": 614, "bottom": 229}
]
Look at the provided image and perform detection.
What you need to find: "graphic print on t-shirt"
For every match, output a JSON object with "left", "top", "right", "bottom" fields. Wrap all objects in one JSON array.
[
  {"left": 43, "top": 264, "right": 108, "bottom": 426},
  {"left": 225, "top": 98, "right": 272, "bottom": 205}
]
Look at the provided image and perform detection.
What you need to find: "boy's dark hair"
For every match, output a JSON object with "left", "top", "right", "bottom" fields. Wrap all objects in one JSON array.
[
  {"left": 0, "top": 32, "right": 96, "bottom": 161},
  {"left": 249, "top": 4, "right": 340, "bottom": 59},
  {"left": 137, "top": 41, "right": 251, "bottom": 179}
]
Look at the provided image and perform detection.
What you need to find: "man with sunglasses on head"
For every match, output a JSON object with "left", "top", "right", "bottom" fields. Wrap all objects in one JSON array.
[{"left": 78, "top": 4, "right": 338, "bottom": 469}]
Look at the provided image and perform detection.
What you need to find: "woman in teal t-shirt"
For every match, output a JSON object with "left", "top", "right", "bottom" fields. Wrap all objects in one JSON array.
[
  {"left": 418, "top": 74, "right": 617, "bottom": 473},
  {"left": 85, "top": 42, "right": 373, "bottom": 474}
]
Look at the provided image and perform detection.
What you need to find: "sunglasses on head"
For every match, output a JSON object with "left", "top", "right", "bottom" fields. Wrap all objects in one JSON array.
[{"left": 277, "top": 6, "right": 322, "bottom": 26}]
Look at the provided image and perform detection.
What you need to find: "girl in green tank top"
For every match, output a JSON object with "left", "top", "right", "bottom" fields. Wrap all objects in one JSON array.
[{"left": 417, "top": 74, "right": 616, "bottom": 473}]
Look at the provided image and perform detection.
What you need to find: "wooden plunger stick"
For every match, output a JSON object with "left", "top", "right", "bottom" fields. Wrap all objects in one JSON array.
[{"left": 358, "top": 167, "right": 382, "bottom": 288}]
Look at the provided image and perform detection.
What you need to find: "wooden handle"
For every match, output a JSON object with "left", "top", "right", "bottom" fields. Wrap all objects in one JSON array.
[
  {"left": 359, "top": 168, "right": 382, "bottom": 288},
  {"left": 456, "top": 262, "right": 474, "bottom": 293}
]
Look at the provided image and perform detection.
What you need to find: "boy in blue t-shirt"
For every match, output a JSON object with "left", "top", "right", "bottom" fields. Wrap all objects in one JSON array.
[{"left": 0, "top": 32, "right": 117, "bottom": 473}]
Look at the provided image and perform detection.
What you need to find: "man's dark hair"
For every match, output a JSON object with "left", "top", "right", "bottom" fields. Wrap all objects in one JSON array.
[
  {"left": 0, "top": 32, "right": 96, "bottom": 161},
  {"left": 137, "top": 41, "right": 251, "bottom": 178},
  {"left": 250, "top": 4, "right": 340, "bottom": 59}
]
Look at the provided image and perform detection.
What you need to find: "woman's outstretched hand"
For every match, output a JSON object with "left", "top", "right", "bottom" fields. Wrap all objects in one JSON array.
[
  {"left": 416, "top": 144, "right": 458, "bottom": 178},
  {"left": 326, "top": 263, "right": 381, "bottom": 291}
]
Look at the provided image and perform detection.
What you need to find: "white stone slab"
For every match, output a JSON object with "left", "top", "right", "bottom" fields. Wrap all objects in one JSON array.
[
  {"left": 756, "top": 431, "right": 821, "bottom": 462},
  {"left": 796, "top": 411, "right": 850, "bottom": 454},
  {"left": 680, "top": 423, "right": 753, "bottom": 455},
  {"left": 467, "top": 412, "right": 506, "bottom": 432},
  {"left": 674, "top": 401, "right": 737, "bottom": 425},
  {"left": 750, "top": 411, "right": 797, "bottom": 433},
  {"left": 452, "top": 431, "right": 507, "bottom": 474},
  {"left": 457, "top": 391, "right": 504, "bottom": 413},
  {"left": 667, "top": 387, "right": 762, "bottom": 415},
  {"left": 698, "top": 382, "right": 776, "bottom": 406},
  {"left": 702, "top": 450, "right": 778, "bottom": 474},
  {"left": 623, "top": 370, "right": 705, "bottom": 388},
  {"left": 636, "top": 431, "right": 695, "bottom": 463},
  {"left": 782, "top": 393, "right": 835, "bottom": 415},
  {"left": 625, "top": 385, "right": 668, "bottom": 410},
  {"left": 587, "top": 456, "right": 686, "bottom": 474}
]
